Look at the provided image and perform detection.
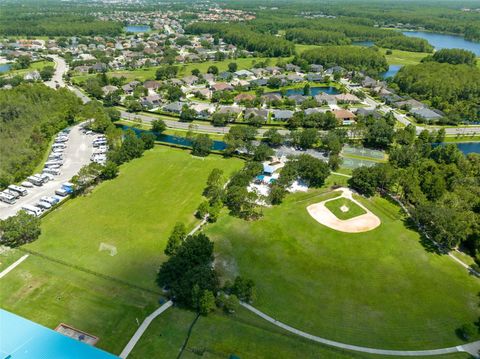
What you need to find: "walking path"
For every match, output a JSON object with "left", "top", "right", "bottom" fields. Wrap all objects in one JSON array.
[
  {"left": 241, "top": 302, "right": 478, "bottom": 357},
  {"left": 119, "top": 300, "right": 173, "bottom": 359},
  {"left": 0, "top": 254, "right": 29, "bottom": 279}
]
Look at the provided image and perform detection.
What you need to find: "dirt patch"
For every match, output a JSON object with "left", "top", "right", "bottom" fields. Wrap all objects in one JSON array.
[{"left": 307, "top": 188, "right": 381, "bottom": 233}]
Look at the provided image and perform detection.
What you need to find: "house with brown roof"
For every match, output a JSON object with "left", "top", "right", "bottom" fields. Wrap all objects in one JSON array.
[{"left": 333, "top": 109, "right": 356, "bottom": 125}]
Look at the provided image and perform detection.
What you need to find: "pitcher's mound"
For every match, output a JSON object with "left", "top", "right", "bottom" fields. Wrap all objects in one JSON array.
[{"left": 307, "top": 188, "right": 381, "bottom": 233}]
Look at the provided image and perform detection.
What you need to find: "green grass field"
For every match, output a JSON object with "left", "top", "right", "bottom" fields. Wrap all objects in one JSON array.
[
  {"left": 0, "top": 252, "right": 158, "bottom": 354},
  {"left": 129, "top": 306, "right": 473, "bottom": 359},
  {"left": 72, "top": 57, "right": 290, "bottom": 83},
  {"left": 24, "top": 147, "right": 243, "bottom": 290},
  {"left": 1, "top": 60, "right": 52, "bottom": 77},
  {"left": 0, "top": 146, "right": 243, "bottom": 354},
  {"left": 324, "top": 196, "right": 367, "bottom": 220},
  {"left": 205, "top": 189, "right": 480, "bottom": 350}
]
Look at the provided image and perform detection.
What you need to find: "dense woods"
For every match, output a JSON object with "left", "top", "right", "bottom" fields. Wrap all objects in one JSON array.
[
  {"left": 393, "top": 63, "right": 480, "bottom": 123},
  {"left": 185, "top": 22, "right": 295, "bottom": 57},
  {"left": 425, "top": 49, "right": 477, "bottom": 66},
  {"left": 300, "top": 46, "right": 388, "bottom": 73},
  {"left": 285, "top": 28, "right": 351, "bottom": 45},
  {"left": 375, "top": 36, "right": 433, "bottom": 53},
  {"left": 0, "top": 84, "right": 82, "bottom": 187},
  {"left": 349, "top": 135, "right": 480, "bottom": 261}
]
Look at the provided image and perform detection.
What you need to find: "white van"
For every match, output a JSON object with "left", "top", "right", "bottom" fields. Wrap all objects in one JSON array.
[
  {"left": 8, "top": 185, "right": 28, "bottom": 196},
  {"left": 0, "top": 192, "right": 16, "bottom": 204},
  {"left": 21, "top": 181, "right": 34, "bottom": 188},
  {"left": 37, "top": 201, "right": 52, "bottom": 210},
  {"left": 22, "top": 205, "right": 42, "bottom": 216},
  {"left": 41, "top": 196, "right": 59, "bottom": 205},
  {"left": 55, "top": 188, "right": 69, "bottom": 197}
]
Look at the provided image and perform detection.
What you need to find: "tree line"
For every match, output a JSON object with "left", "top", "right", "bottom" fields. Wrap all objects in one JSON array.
[
  {"left": 375, "top": 36, "right": 433, "bottom": 53},
  {"left": 185, "top": 22, "right": 295, "bottom": 57}
]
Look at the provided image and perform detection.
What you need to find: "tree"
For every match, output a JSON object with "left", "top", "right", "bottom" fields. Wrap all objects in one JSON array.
[
  {"left": 253, "top": 143, "right": 274, "bottom": 162},
  {"left": 191, "top": 68, "right": 200, "bottom": 76},
  {"left": 297, "top": 128, "right": 319, "bottom": 149},
  {"left": 140, "top": 132, "right": 156, "bottom": 150},
  {"left": 303, "top": 83, "right": 311, "bottom": 96},
  {"left": 199, "top": 290, "right": 216, "bottom": 315},
  {"left": 263, "top": 128, "right": 284, "bottom": 147},
  {"left": 39, "top": 66, "right": 55, "bottom": 81},
  {"left": 155, "top": 65, "right": 178, "bottom": 80},
  {"left": 164, "top": 222, "right": 187, "bottom": 256},
  {"left": 151, "top": 119, "right": 166, "bottom": 133},
  {"left": 125, "top": 99, "right": 143, "bottom": 113},
  {"left": 192, "top": 134, "right": 212, "bottom": 157},
  {"left": 228, "top": 62, "right": 238, "bottom": 72},
  {"left": 100, "top": 161, "right": 119, "bottom": 180},
  {"left": 207, "top": 65, "right": 219, "bottom": 75},
  {"left": 204, "top": 168, "right": 224, "bottom": 202},
  {"left": 217, "top": 293, "right": 239, "bottom": 314},
  {"left": 0, "top": 211, "right": 41, "bottom": 247},
  {"left": 267, "top": 76, "right": 282, "bottom": 89},
  {"left": 268, "top": 184, "right": 287, "bottom": 205},
  {"left": 180, "top": 105, "right": 196, "bottom": 122},
  {"left": 16, "top": 55, "right": 31, "bottom": 69},
  {"left": 458, "top": 323, "right": 476, "bottom": 341},
  {"left": 211, "top": 112, "right": 232, "bottom": 127},
  {"left": 157, "top": 233, "right": 218, "bottom": 307},
  {"left": 231, "top": 276, "right": 256, "bottom": 303},
  {"left": 328, "top": 154, "right": 342, "bottom": 171},
  {"left": 196, "top": 201, "right": 210, "bottom": 219}
]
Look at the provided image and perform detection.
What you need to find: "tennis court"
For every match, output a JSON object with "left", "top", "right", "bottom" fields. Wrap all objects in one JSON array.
[
  {"left": 0, "top": 309, "right": 118, "bottom": 359},
  {"left": 342, "top": 145, "right": 386, "bottom": 160}
]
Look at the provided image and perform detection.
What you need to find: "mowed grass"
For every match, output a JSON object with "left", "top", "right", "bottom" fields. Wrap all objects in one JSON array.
[
  {"left": 72, "top": 57, "right": 289, "bottom": 83},
  {"left": 325, "top": 196, "right": 367, "bottom": 220},
  {"left": 0, "top": 253, "right": 158, "bottom": 354},
  {"left": 130, "top": 306, "right": 473, "bottom": 359},
  {"left": 25, "top": 147, "right": 243, "bottom": 290},
  {"left": 205, "top": 188, "right": 480, "bottom": 349}
]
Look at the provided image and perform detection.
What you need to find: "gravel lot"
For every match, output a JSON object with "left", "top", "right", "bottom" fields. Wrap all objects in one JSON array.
[{"left": 0, "top": 123, "right": 95, "bottom": 220}]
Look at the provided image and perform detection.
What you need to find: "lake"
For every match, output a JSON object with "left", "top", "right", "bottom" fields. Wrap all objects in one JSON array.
[
  {"left": 120, "top": 125, "right": 227, "bottom": 151},
  {"left": 455, "top": 142, "right": 480, "bottom": 155},
  {"left": 402, "top": 31, "right": 480, "bottom": 56},
  {"left": 125, "top": 25, "right": 151, "bottom": 33},
  {"left": 0, "top": 63, "right": 11, "bottom": 73},
  {"left": 270, "top": 86, "right": 340, "bottom": 97},
  {"left": 381, "top": 65, "right": 402, "bottom": 79}
]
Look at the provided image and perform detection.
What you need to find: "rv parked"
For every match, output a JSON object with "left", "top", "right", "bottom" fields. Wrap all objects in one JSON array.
[
  {"left": 40, "top": 173, "right": 54, "bottom": 182},
  {"left": 22, "top": 205, "right": 42, "bottom": 216},
  {"left": 43, "top": 168, "right": 61, "bottom": 176},
  {"left": 27, "top": 175, "right": 43, "bottom": 186},
  {"left": 0, "top": 192, "right": 16, "bottom": 204},
  {"left": 8, "top": 185, "right": 28, "bottom": 196},
  {"left": 21, "top": 181, "right": 34, "bottom": 188}
]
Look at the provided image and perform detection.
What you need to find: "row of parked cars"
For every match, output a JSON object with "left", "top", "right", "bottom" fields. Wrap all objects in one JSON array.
[
  {"left": 0, "top": 128, "right": 76, "bottom": 217},
  {"left": 91, "top": 134, "right": 108, "bottom": 165}
]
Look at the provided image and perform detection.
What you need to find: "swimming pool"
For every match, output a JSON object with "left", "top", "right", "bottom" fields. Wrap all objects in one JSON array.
[{"left": 0, "top": 309, "right": 119, "bottom": 359}]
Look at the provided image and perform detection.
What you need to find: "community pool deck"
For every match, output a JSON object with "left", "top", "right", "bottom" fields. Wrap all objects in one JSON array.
[{"left": 0, "top": 309, "right": 118, "bottom": 359}]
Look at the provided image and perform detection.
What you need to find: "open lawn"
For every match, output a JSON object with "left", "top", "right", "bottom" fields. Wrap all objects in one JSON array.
[
  {"left": 295, "top": 44, "right": 429, "bottom": 66},
  {"left": 24, "top": 147, "right": 243, "bottom": 291},
  {"left": 1, "top": 59, "right": 53, "bottom": 77},
  {"left": 130, "top": 306, "right": 473, "bottom": 359},
  {"left": 205, "top": 189, "right": 480, "bottom": 350},
  {"left": 72, "top": 57, "right": 290, "bottom": 83},
  {"left": 0, "top": 253, "right": 158, "bottom": 354},
  {"left": 325, "top": 196, "right": 367, "bottom": 220}
]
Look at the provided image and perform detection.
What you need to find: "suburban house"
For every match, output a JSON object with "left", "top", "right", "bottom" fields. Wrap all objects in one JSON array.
[
  {"left": 333, "top": 109, "right": 356, "bottom": 125},
  {"left": 271, "top": 109, "right": 294, "bottom": 121}
]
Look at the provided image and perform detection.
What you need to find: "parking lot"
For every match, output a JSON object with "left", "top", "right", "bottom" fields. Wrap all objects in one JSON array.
[{"left": 0, "top": 123, "right": 95, "bottom": 220}]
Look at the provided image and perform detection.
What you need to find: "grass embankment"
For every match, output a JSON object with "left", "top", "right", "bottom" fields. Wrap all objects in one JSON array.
[
  {"left": 0, "top": 147, "right": 243, "bottom": 354},
  {"left": 324, "top": 196, "right": 367, "bottom": 220},
  {"left": 205, "top": 189, "right": 480, "bottom": 350}
]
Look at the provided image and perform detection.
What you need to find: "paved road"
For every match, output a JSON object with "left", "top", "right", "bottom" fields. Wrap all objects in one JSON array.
[
  {"left": 119, "top": 300, "right": 173, "bottom": 359},
  {"left": 45, "top": 55, "right": 67, "bottom": 89},
  {"left": 241, "top": 302, "right": 477, "bottom": 357},
  {"left": 0, "top": 123, "right": 94, "bottom": 219}
]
